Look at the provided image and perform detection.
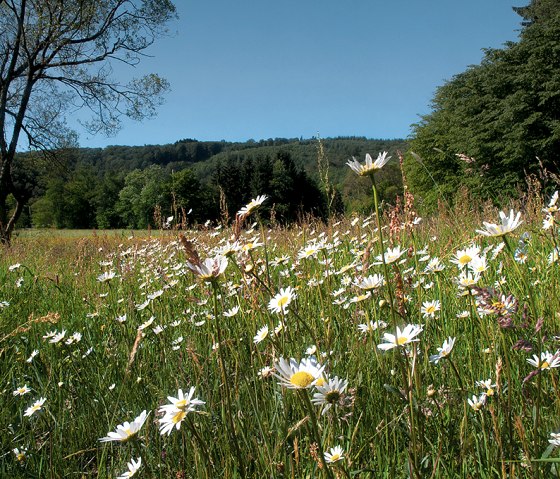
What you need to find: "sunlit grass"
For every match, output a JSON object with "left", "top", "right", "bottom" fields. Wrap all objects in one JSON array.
[{"left": 2, "top": 189, "right": 560, "bottom": 478}]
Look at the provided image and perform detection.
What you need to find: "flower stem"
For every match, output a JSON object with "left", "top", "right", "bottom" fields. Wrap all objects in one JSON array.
[
  {"left": 371, "top": 177, "right": 398, "bottom": 328},
  {"left": 211, "top": 283, "right": 246, "bottom": 477},
  {"left": 299, "top": 390, "right": 334, "bottom": 479}
]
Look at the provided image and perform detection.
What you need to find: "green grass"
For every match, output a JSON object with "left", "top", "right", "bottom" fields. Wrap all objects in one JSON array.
[{"left": 2, "top": 192, "right": 560, "bottom": 478}]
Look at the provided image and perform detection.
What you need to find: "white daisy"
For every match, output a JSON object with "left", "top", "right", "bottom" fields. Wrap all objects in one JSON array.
[
  {"left": 324, "top": 445, "right": 345, "bottom": 463},
  {"left": 378, "top": 324, "right": 423, "bottom": 351},
  {"left": 99, "top": 410, "right": 149, "bottom": 443},
  {"left": 268, "top": 287, "right": 296, "bottom": 314},
  {"left": 253, "top": 325, "right": 269, "bottom": 344},
  {"left": 429, "top": 337, "right": 456, "bottom": 364},
  {"left": 117, "top": 457, "right": 141, "bottom": 479},
  {"left": 346, "top": 151, "right": 391, "bottom": 176},
  {"left": 273, "top": 357, "right": 325, "bottom": 389},
  {"left": 476, "top": 210, "right": 522, "bottom": 237}
]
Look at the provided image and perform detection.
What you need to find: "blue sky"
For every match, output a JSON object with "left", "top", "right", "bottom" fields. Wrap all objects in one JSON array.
[{"left": 77, "top": 1, "right": 522, "bottom": 148}]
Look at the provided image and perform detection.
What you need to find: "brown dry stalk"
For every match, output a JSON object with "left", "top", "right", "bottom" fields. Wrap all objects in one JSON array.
[
  {"left": 0, "top": 312, "right": 60, "bottom": 344},
  {"left": 179, "top": 234, "right": 201, "bottom": 267},
  {"left": 125, "top": 328, "right": 144, "bottom": 375}
]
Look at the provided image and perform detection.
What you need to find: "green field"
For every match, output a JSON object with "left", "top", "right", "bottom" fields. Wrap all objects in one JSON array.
[{"left": 2, "top": 189, "right": 560, "bottom": 478}]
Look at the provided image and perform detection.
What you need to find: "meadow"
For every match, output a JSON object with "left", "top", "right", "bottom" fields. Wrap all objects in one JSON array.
[{"left": 2, "top": 160, "right": 560, "bottom": 478}]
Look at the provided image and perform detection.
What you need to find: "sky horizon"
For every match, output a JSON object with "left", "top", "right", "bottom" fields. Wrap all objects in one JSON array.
[{"left": 74, "top": 1, "right": 523, "bottom": 149}]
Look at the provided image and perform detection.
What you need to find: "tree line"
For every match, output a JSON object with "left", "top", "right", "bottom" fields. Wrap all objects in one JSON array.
[
  {"left": 12, "top": 137, "right": 405, "bottom": 230},
  {"left": 406, "top": 0, "right": 560, "bottom": 209}
]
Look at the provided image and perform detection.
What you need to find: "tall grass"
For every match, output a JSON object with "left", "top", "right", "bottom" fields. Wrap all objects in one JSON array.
[{"left": 2, "top": 185, "right": 560, "bottom": 478}]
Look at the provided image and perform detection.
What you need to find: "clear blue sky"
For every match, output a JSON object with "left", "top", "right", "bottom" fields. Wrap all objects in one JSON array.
[{"left": 77, "top": 0, "right": 523, "bottom": 148}]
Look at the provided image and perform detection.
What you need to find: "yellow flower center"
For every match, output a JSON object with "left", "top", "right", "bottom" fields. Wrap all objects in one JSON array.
[
  {"left": 330, "top": 453, "right": 341, "bottom": 462},
  {"left": 290, "top": 371, "right": 314, "bottom": 388},
  {"left": 176, "top": 399, "right": 187, "bottom": 410},
  {"left": 315, "top": 376, "right": 326, "bottom": 387},
  {"left": 172, "top": 410, "right": 187, "bottom": 424},
  {"left": 425, "top": 305, "right": 436, "bottom": 314},
  {"left": 541, "top": 361, "right": 550, "bottom": 369},
  {"left": 277, "top": 296, "right": 289, "bottom": 307},
  {"left": 16, "top": 453, "right": 25, "bottom": 462},
  {"left": 396, "top": 336, "right": 409, "bottom": 346},
  {"left": 458, "top": 254, "right": 472, "bottom": 265},
  {"left": 486, "top": 388, "right": 494, "bottom": 396}
]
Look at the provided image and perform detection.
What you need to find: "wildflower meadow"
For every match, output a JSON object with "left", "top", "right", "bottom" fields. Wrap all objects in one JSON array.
[{"left": 3, "top": 154, "right": 560, "bottom": 478}]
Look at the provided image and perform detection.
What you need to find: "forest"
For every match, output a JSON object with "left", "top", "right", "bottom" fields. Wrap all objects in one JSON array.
[
  {"left": 13, "top": 137, "right": 407, "bottom": 230},
  {"left": 406, "top": 0, "right": 560, "bottom": 208}
]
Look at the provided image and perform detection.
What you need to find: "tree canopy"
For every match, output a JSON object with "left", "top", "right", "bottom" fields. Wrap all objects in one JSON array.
[
  {"left": 0, "top": 0, "right": 176, "bottom": 243},
  {"left": 22, "top": 137, "right": 406, "bottom": 230},
  {"left": 406, "top": 0, "right": 560, "bottom": 209}
]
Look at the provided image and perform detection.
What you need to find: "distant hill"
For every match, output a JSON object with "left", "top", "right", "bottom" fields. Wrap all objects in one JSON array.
[{"left": 19, "top": 137, "right": 408, "bottom": 229}]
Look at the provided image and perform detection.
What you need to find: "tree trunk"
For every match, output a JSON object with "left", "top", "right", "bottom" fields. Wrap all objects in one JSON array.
[
  {"left": 0, "top": 166, "right": 23, "bottom": 246},
  {"left": 0, "top": 188, "right": 11, "bottom": 246}
]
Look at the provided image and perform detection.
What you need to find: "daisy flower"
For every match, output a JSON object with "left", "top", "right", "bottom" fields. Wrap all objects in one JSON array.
[
  {"left": 358, "top": 320, "right": 387, "bottom": 334},
  {"left": 468, "top": 394, "right": 486, "bottom": 411},
  {"left": 457, "top": 270, "right": 481, "bottom": 289},
  {"left": 355, "top": 274, "right": 385, "bottom": 291},
  {"left": 13, "top": 385, "right": 31, "bottom": 396},
  {"left": 549, "top": 432, "right": 560, "bottom": 447},
  {"left": 450, "top": 245, "right": 481, "bottom": 268},
  {"left": 138, "top": 316, "right": 155, "bottom": 331},
  {"left": 298, "top": 243, "right": 323, "bottom": 260},
  {"left": 324, "top": 445, "right": 345, "bottom": 463},
  {"left": 543, "top": 215, "right": 555, "bottom": 230},
  {"left": 186, "top": 256, "right": 228, "bottom": 281},
  {"left": 306, "top": 345, "right": 317, "bottom": 355},
  {"left": 312, "top": 376, "right": 349, "bottom": 415},
  {"left": 217, "top": 241, "right": 241, "bottom": 258},
  {"left": 421, "top": 300, "right": 441, "bottom": 318},
  {"left": 549, "top": 248, "right": 560, "bottom": 264},
  {"left": 346, "top": 151, "right": 391, "bottom": 176},
  {"left": 253, "top": 325, "right": 269, "bottom": 344},
  {"left": 13, "top": 447, "right": 27, "bottom": 462},
  {"left": 49, "top": 330, "right": 66, "bottom": 344},
  {"left": 268, "top": 287, "right": 296, "bottom": 314},
  {"left": 99, "top": 410, "right": 149, "bottom": 443},
  {"left": 223, "top": 306, "right": 240, "bottom": 317},
  {"left": 258, "top": 366, "right": 274, "bottom": 378},
  {"left": 26, "top": 349, "right": 39, "bottom": 363},
  {"left": 424, "top": 257, "right": 445, "bottom": 273},
  {"left": 469, "top": 255, "right": 489, "bottom": 274},
  {"left": 273, "top": 357, "right": 325, "bottom": 389},
  {"left": 378, "top": 324, "right": 423, "bottom": 351},
  {"left": 117, "top": 457, "right": 142, "bottom": 479},
  {"left": 159, "top": 387, "right": 205, "bottom": 415},
  {"left": 24, "top": 397, "right": 46, "bottom": 417},
  {"left": 97, "top": 271, "right": 117, "bottom": 283},
  {"left": 375, "top": 246, "right": 407, "bottom": 265},
  {"left": 348, "top": 292, "right": 371, "bottom": 304},
  {"left": 237, "top": 195, "right": 268, "bottom": 217},
  {"left": 476, "top": 379, "right": 497, "bottom": 397},
  {"left": 159, "top": 409, "right": 199, "bottom": 436},
  {"left": 527, "top": 351, "right": 560, "bottom": 370},
  {"left": 476, "top": 210, "right": 522, "bottom": 237},
  {"left": 429, "top": 337, "right": 456, "bottom": 364}
]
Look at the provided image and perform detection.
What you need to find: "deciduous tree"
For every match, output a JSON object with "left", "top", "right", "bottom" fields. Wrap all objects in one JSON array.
[{"left": 0, "top": 0, "right": 176, "bottom": 243}]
